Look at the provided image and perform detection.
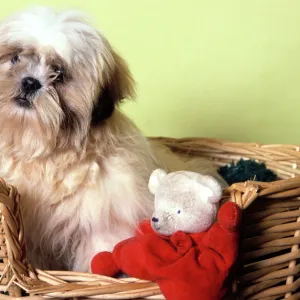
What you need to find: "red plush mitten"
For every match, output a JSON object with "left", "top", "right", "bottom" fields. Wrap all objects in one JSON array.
[{"left": 91, "top": 202, "right": 242, "bottom": 300}]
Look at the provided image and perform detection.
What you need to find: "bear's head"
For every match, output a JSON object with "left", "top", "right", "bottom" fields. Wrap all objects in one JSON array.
[{"left": 148, "top": 169, "right": 223, "bottom": 235}]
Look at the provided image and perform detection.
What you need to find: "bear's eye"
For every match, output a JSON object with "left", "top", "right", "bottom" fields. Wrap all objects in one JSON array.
[{"left": 177, "top": 210, "right": 181, "bottom": 214}]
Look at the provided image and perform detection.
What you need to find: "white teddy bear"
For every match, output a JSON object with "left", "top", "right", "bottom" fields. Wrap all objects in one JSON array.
[{"left": 148, "top": 169, "right": 223, "bottom": 235}]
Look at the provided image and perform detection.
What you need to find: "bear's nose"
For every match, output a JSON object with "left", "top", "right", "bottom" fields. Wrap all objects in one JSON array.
[{"left": 152, "top": 217, "right": 159, "bottom": 223}]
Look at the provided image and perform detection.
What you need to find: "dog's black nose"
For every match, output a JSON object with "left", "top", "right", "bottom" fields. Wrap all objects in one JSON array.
[
  {"left": 22, "top": 77, "right": 42, "bottom": 92},
  {"left": 152, "top": 217, "right": 159, "bottom": 223}
]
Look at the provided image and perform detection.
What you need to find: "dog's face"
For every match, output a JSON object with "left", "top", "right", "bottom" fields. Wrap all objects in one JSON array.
[{"left": 0, "top": 7, "right": 134, "bottom": 158}]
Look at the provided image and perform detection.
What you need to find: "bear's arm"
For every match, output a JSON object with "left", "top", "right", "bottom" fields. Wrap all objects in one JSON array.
[
  {"left": 197, "top": 223, "right": 239, "bottom": 277},
  {"left": 196, "top": 201, "right": 241, "bottom": 272},
  {"left": 136, "top": 219, "right": 156, "bottom": 236}
]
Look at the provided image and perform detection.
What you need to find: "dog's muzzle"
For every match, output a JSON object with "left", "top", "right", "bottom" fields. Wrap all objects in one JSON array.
[
  {"left": 15, "top": 77, "right": 42, "bottom": 108},
  {"left": 22, "top": 77, "right": 42, "bottom": 93}
]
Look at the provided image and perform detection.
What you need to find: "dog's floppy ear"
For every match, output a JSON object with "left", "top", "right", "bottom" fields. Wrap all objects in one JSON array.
[{"left": 91, "top": 50, "right": 135, "bottom": 126}]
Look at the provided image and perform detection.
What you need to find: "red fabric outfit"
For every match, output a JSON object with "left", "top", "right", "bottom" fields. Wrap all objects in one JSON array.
[{"left": 91, "top": 202, "right": 242, "bottom": 300}]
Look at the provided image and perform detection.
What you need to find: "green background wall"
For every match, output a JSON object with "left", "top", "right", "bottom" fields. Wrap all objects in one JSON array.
[{"left": 1, "top": 1, "right": 300, "bottom": 144}]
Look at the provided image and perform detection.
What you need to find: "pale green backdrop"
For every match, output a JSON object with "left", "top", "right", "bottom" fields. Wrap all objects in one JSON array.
[{"left": 1, "top": 1, "right": 300, "bottom": 144}]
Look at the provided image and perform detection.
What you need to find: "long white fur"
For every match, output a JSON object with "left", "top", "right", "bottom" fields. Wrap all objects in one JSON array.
[{"left": 0, "top": 7, "right": 226, "bottom": 271}]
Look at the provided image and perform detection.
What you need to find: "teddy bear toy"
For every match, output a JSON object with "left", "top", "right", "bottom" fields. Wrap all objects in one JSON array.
[{"left": 91, "top": 169, "right": 242, "bottom": 300}]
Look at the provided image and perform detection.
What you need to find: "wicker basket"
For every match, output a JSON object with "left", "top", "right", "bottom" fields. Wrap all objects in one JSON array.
[{"left": 1, "top": 137, "right": 300, "bottom": 299}]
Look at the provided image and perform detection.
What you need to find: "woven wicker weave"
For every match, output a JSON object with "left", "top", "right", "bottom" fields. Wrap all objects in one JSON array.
[{"left": 1, "top": 137, "right": 300, "bottom": 299}]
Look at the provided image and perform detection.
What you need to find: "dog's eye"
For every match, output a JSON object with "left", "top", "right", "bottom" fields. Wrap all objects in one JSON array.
[
  {"left": 50, "top": 66, "right": 64, "bottom": 82},
  {"left": 11, "top": 55, "right": 20, "bottom": 65},
  {"left": 177, "top": 210, "right": 181, "bottom": 214}
]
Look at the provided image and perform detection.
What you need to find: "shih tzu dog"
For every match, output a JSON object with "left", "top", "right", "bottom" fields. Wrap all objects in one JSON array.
[{"left": 0, "top": 7, "right": 226, "bottom": 271}]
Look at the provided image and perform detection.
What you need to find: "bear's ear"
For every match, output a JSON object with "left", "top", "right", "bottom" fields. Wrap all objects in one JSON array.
[
  {"left": 148, "top": 169, "right": 167, "bottom": 194},
  {"left": 196, "top": 175, "right": 222, "bottom": 204}
]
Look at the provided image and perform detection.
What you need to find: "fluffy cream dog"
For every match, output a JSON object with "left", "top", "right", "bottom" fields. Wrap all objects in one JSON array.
[{"left": 0, "top": 7, "right": 226, "bottom": 271}]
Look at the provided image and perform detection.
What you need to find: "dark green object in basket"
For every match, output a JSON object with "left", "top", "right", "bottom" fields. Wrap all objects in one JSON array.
[{"left": 218, "top": 159, "right": 278, "bottom": 185}]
